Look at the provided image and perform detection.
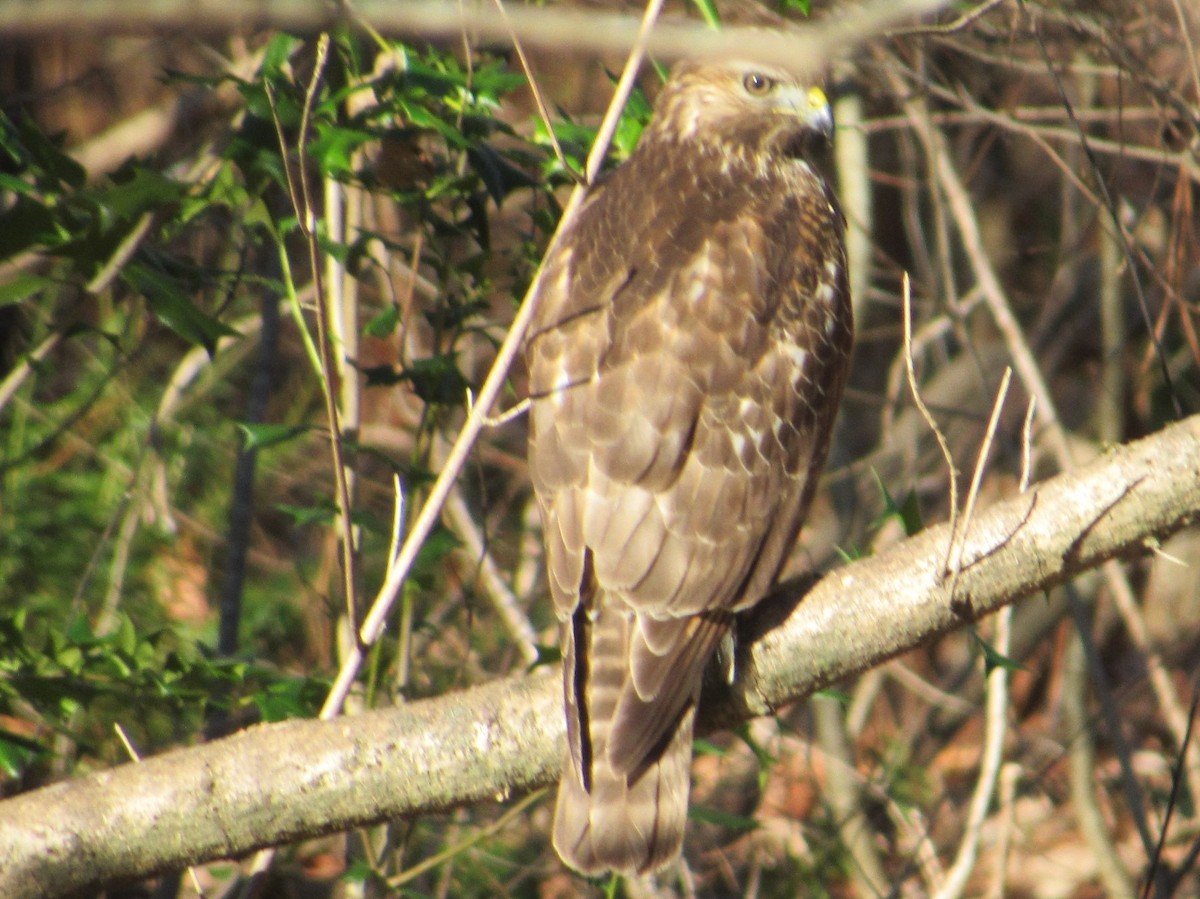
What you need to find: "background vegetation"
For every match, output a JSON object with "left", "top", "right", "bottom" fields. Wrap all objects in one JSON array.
[{"left": 1, "top": 1, "right": 1198, "bottom": 896}]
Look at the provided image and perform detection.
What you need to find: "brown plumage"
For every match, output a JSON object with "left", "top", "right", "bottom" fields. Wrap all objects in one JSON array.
[{"left": 525, "top": 59, "right": 853, "bottom": 876}]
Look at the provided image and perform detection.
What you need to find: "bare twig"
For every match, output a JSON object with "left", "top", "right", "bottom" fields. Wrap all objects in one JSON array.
[
  {"left": 465, "top": 390, "right": 530, "bottom": 428},
  {"left": 947, "top": 367, "right": 1012, "bottom": 602},
  {"left": 902, "top": 90, "right": 1074, "bottom": 466},
  {"left": 901, "top": 272, "right": 960, "bottom": 570},
  {"left": 1020, "top": 398, "right": 1037, "bottom": 494},
  {"left": 389, "top": 789, "right": 549, "bottom": 888},
  {"left": 1168, "top": 0, "right": 1200, "bottom": 107},
  {"left": 987, "top": 761, "right": 1021, "bottom": 898},
  {"left": 444, "top": 486, "right": 540, "bottom": 666},
  {"left": 893, "top": 0, "right": 1006, "bottom": 35}
]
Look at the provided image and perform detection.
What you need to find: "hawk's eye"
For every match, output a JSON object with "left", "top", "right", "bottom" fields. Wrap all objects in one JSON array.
[{"left": 742, "top": 72, "right": 775, "bottom": 96}]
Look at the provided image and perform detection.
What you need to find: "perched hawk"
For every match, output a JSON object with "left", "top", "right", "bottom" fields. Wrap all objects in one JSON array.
[{"left": 525, "top": 59, "right": 853, "bottom": 875}]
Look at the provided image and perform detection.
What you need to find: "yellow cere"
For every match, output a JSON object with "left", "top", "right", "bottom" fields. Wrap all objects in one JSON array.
[{"left": 807, "top": 86, "right": 828, "bottom": 110}]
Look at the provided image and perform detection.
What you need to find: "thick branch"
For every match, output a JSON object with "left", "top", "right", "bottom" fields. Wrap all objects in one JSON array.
[
  {"left": 3, "top": 415, "right": 1198, "bottom": 898},
  {"left": 0, "top": 0, "right": 948, "bottom": 71}
]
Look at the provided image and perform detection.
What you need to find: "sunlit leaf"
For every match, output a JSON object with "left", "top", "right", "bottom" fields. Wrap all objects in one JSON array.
[
  {"left": 0, "top": 729, "right": 44, "bottom": 779},
  {"left": 690, "top": 0, "right": 722, "bottom": 28},
  {"left": 364, "top": 304, "right": 400, "bottom": 338},
  {"left": 237, "top": 422, "right": 311, "bottom": 451},
  {"left": 0, "top": 274, "right": 55, "bottom": 306}
]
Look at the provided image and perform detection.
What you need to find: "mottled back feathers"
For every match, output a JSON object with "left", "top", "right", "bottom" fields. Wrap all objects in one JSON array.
[{"left": 526, "top": 59, "right": 853, "bottom": 875}]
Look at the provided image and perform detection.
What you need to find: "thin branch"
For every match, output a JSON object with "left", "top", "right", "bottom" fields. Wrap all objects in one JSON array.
[
  {"left": 892, "top": 0, "right": 1006, "bottom": 35},
  {"left": 0, "top": 331, "right": 62, "bottom": 415},
  {"left": 389, "top": 789, "right": 548, "bottom": 888},
  {"left": 947, "top": 367, "right": 1012, "bottom": 603},
  {"left": 291, "top": 36, "right": 362, "bottom": 634},
  {"left": 987, "top": 761, "right": 1020, "bottom": 898},
  {"left": 813, "top": 694, "right": 889, "bottom": 896},
  {"left": 901, "top": 272, "right": 960, "bottom": 572},
  {"left": 444, "top": 486, "right": 540, "bottom": 666}
]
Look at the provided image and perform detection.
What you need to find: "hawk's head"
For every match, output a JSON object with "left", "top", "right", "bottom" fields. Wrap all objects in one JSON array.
[{"left": 648, "top": 60, "right": 833, "bottom": 163}]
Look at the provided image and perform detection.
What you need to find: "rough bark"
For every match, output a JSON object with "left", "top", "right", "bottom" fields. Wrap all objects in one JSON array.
[{"left": 2, "top": 414, "right": 1198, "bottom": 898}]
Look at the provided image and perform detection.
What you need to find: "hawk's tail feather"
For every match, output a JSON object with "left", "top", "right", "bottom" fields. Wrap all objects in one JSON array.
[
  {"left": 553, "top": 591, "right": 698, "bottom": 875},
  {"left": 552, "top": 705, "right": 695, "bottom": 875}
]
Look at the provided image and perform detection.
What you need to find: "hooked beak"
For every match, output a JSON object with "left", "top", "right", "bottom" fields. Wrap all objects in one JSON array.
[{"left": 800, "top": 86, "right": 834, "bottom": 139}]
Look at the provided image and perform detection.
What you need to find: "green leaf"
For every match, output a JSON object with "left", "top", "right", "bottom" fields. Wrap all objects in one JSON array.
[
  {"left": 410, "top": 525, "right": 460, "bottom": 588},
  {"left": 121, "top": 263, "right": 240, "bottom": 356},
  {"left": 469, "top": 61, "right": 526, "bottom": 99},
  {"left": 688, "top": 804, "right": 760, "bottom": 832},
  {"left": 237, "top": 422, "right": 311, "bottom": 450},
  {"left": 249, "top": 676, "right": 326, "bottom": 722},
  {"left": 64, "top": 616, "right": 94, "bottom": 644},
  {"left": 364, "top": 354, "right": 471, "bottom": 406},
  {"left": 834, "top": 544, "right": 865, "bottom": 563},
  {"left": 467, "top": 141, "right": 538, "bottom": 205},
  {"left": 11, "top": 112, "right": 86, "bottom": 190},
  {"left": 973, "top": 630, "right": 1024, "bottom": 676},
  {"left": 0, "top": 729, "right": 45, "bottom": 778},
  {"left": 610, "top": 87, "right": 652, "bottom": 159},
  {"left": 0, "top": 197, "right": 61, "bottom": 259},
  {"left": 115, "top": 614, "right": 138, "bottom": 657},
  {"left": 732, "top": 722, "right": 777, "bottom": 771},
  {"left": 262, "top": 33, "right": 304, "bottom": 73},
  {"left": 308, "top": 123, "right": 374, "bottom": 178},
  {"left": 0, "top": 274, "right": 55, "bottom": 306},
  {"left": 690, "top": 0, "right": 722, "bottom": 28},
  {"left": 92, "top": 166, "right": 188, "bottom": 221},
  {"left": 364, "top": 304, "right": 400, "bottom": 338},
  {"left": 276, "top": 500, "right": 339, "bottom": 527},
  {"left": 0, "top": 171, "right": 38, "bottom": 196},
  {"left": 814, "top": 687, "right": 851, "bottom": 705},
  {"left": 692, "top": 737, "right": 728, "bottom": 757},
  {"left": 872, "top": 469, "right": 923, "bottom": 536}
]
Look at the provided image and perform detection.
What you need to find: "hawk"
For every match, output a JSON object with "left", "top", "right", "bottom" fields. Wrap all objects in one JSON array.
[{"left": 525, "top": 59, "right": 853, "bottom": 875}]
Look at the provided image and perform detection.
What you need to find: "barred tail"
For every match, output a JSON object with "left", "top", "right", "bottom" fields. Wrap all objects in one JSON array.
[
  {"left": 552, "top": 593, "right": 698, "bottom": 875},
  {"left": 553, "top": 704, "right": 694, "bottom": 875}
]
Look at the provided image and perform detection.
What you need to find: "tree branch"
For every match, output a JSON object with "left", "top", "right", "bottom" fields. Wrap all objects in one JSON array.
[
  {"left": 3, "top": 415, "right": 1199, "bottom": 898},
  {"left": 0, "top": 0, "right": 949, "bottom": 71}
]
